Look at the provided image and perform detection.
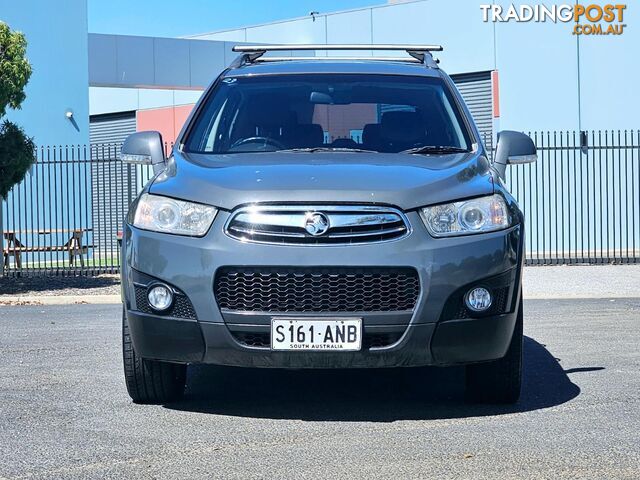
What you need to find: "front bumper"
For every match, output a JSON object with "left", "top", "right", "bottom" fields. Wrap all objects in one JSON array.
[{"left": 122, "top": 210, "right": 523, "bottom": 368}]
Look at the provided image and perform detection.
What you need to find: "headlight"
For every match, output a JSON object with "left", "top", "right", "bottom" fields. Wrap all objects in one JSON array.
[
  {"left": 133, "top": 193, "right": 217, "bottom": 236},
  {"left": 419, "top": 194, "right": 511, "bottom": 237}
]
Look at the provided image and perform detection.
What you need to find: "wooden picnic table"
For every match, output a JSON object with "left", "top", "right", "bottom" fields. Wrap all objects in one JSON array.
[
  {"left": 3, "top": 228, "right": 94, "bottom": 268},
  {"left": 5, "top": 229, "right": 93, "bottom": 234}
]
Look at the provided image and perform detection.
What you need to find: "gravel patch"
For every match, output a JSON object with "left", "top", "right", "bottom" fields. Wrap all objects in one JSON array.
[
  {"left": 0, "top": 274, "right": 120, "bottom": 297},
  {"left": 523, "top": 264, "right": 640, "bottom": 299},
  {"left": 1, "top": 264, "right": 639, "bottom": 300}
]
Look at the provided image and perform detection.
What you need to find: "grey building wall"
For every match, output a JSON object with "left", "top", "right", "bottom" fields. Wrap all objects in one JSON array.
[
  {"left": 451, "top": 72, "right": 494, "bottom": 153},
  {"left": 89, "top": 112, "right": 137, "bottom": 256},
  {"left": 88, "top": 34, "right": 251, "bottom": 90}
]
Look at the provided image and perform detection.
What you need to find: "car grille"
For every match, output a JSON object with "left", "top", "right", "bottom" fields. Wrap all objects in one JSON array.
[
  {"left": 225, "top": 205, "right": 410, "bottom": 245},
  {"left": 134, "top": 285, "right": 197, "bottom": 319},
  {"left": 232, "top": 331, "right": 403, "bottom": 349},
  {"left": 214, "top": 266, "right": 420, "bottom": 313}
]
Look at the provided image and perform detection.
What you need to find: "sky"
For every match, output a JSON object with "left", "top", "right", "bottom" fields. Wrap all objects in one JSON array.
[{"left": 88, "top": 0, "right": 383, "bottom": 38}]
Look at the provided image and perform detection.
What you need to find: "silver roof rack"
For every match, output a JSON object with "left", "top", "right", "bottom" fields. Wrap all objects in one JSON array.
[{"left": 231, "top": 44, "right": 443, "bottom": 68}]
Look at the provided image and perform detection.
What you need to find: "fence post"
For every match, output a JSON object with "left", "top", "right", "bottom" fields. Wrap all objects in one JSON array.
[
  {"left": 580, "top": 130, "right": 588, "bottom": 154},
  {"left": 0, "top": 196, "right": 4, "bottom": 277},
  {"left": 127, "top": 164, "right": 133, "bottom": 205}
]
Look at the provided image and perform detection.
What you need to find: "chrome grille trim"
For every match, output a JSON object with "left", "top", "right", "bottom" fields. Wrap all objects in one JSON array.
[{"left": 224, "top": 205, "right": 411, "bottom": 246}]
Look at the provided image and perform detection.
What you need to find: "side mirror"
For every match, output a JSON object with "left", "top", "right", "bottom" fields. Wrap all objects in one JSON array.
[
  {"left": 121, "top": 131, "right": 166, "bottom": 174},
  {"left": 493, "top": 130, "right": 537, "bottom": 179}
]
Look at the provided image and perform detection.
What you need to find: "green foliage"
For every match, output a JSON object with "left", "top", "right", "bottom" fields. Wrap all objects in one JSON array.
[
  {"left": 0, "top": 120, "right": 35, "bottom": 198},
  {"left": 0, "top": 21, "right": 32, "bottom": 116},
  {"left": 0, "top": 22, "right": 34, "bottom": 199}
]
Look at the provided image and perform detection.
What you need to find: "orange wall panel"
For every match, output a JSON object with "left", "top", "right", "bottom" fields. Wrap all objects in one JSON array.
[
  {"left": 174, "top": 105, "right": 194, "bottom": 138},
  {"left": 136, "top": 104, "right": 195, "bottom": 150}
]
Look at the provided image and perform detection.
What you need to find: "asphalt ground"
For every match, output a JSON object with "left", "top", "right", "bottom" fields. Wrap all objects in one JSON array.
[{"left": 1, "top": 299, "right": 639, "bottom": 479}]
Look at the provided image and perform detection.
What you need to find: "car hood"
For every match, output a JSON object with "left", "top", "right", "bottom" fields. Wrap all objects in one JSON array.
[{"left": 149, "top": 151, "right": 495, "bottom": 211}]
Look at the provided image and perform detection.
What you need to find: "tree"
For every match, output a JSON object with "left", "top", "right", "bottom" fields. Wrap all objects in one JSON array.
[{"left": 0, "top": 21, "right": 34, "bottom": 199}]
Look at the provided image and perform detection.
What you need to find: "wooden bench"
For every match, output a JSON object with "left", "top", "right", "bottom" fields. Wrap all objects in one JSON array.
[{"left": 3, "top": 229, "right": 94, "bottom": 268}]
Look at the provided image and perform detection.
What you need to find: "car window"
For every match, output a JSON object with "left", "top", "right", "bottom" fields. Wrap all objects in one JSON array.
[{"left": 184, "top": 74, "right": 472, "bottom": 154}]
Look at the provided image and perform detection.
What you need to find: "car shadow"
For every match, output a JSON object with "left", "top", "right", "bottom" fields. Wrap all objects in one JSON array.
[{"left": 164, "top": 336, "right": 595, "bottom": 421}]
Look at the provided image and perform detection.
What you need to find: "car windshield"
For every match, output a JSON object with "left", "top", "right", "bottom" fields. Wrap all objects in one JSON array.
[{"left": 184, "top": 74, "right": 472, "bottom": 154}]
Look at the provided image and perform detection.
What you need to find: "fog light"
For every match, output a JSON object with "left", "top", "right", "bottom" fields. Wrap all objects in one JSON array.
[
  {"left": 465, "top": 287, "right": 492, "bottom": 312},
  {"left": 147, "top": 284, "right": 173, "bottom": 311}
]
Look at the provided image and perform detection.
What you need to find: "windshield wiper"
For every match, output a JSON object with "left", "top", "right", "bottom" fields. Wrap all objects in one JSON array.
[
  {"left": 401, "top": 145, "right": 470, "bottom": 155},
  {"left": 278, "top": 147, "right": 378, "bottom": 153}
]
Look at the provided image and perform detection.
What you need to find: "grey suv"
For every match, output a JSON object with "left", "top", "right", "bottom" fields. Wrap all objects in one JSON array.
[{"left": 120, "top": 45, "right": 537, "bottom": 405}]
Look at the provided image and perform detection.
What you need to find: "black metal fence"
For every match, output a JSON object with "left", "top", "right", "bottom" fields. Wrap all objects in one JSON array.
[
  {"left": 505, "top": 130, "right": 639, "bottom": 265},
  {"left": 1, "top": 144, "right": 154, "bottom": 277},
  {"left": 1, "top": 130, "right": 639, "bottom": 277}
]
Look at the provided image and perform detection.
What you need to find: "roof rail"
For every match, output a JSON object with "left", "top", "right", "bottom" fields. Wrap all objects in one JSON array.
[{"left": 231, "top": 44, "right": 443, "bottom": 68}]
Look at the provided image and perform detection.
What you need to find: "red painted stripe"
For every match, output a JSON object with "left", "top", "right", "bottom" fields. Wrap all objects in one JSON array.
[
  {"left": 136, "top": 104, "right": 195, "bottom": 147},
  {"left": 491, "top": 70, "right": 500, "bottom": 119}
]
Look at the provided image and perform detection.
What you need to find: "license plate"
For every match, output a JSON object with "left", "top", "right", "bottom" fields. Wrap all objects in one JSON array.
[{"left": 271, "top": 318, "right": 362, "bottom": 351}]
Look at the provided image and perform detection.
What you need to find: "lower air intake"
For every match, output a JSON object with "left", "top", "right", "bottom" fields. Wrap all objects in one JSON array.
[{"left": 214, "top": 266, "right": 420, "bottom": 313}]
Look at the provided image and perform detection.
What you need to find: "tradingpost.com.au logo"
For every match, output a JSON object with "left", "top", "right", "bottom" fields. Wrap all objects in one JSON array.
[{"left": 480, "top": 3, "right": 627, "bottom": 35}]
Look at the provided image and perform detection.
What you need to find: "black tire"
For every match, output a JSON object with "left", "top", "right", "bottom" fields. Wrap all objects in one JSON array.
[
  {"left": 465, "top": 297, "right": 523, "bottom": 404},
  {"left": 122, "top": 309, "right": 186, "bottom": 404}
]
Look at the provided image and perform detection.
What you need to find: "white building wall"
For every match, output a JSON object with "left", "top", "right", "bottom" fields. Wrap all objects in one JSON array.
[
  {"left": 577, "top": 4, "right": 640, "bottom": 131},
  {"left": 188, "top": 0, "right": 639, "bottom": 132},
  {"left": 494, "top": 17, "right": 580, "bottom": 132},
  {"left": 89, "top": 88, "right": 202, "bottom": 116}
]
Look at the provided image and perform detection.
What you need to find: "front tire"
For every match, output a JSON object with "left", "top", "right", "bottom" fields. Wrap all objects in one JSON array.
[
  {"left": 465, "top": 297, "right": 523, "bottom": 404},
  {"left": 122, "top": 309, "right": 186, "bottom": 404}
]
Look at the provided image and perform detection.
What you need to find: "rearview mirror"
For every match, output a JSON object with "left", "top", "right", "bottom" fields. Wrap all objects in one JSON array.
[
  {"left": 121, "top": 131, "right": 166, "bottom": 174},
  {"left": 493, "top": 130, "right": 537, "bottom": 179},
  {"left": 310, "top": 91, "right": 333, "bottom": 104}
]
